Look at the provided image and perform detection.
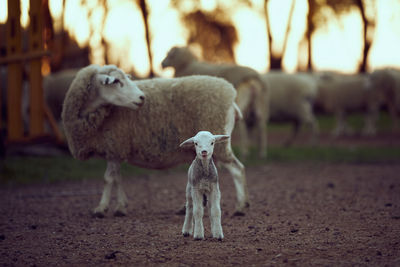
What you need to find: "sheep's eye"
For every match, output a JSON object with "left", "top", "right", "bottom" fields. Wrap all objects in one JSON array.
[
  {"left": 211, "top": 142, "right": 214, "bottom": 145},
  {"left": 194, "top": 142, "right": 198, "bottom": 146}
]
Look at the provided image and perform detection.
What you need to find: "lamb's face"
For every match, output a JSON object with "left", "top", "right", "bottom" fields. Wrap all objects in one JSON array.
[
  {"left": 95, "top": 68, "right": 145, "bottom": 110},
  {"left": 180, "top": 131, "right": 230, "bottom": 161}
]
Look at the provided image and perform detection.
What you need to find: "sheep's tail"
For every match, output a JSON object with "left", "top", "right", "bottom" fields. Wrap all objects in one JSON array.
[{"left": 233, "top": 102, "right": 243, "bottom": 121}]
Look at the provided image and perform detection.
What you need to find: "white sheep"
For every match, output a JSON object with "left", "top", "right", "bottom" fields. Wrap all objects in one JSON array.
[
  {"left": 161, "top": 46, "right": 269, "bottom": 158},
  {"left": 314, "top": 72, "right": 385, "bottom": 137},
  {"left": 62, "top": 64, "right": 249, "bottom": 217},
  {"left": 260, "top": 71, "right": 319, "bottom": 145},
  {"left": 180, "top": 131, "right": 228, "bottom": 240},
  {"left": 367, "top": 68, "right": 400, "bottom": 131}
]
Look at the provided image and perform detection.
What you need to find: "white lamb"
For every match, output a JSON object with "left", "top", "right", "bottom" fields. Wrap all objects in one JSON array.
[
  {"left": 261, "top": 71, "right": 319, "bottom": 145},
  {"left": 62, "top": 64, "right": 249, "bottom": 217},
  {"left": 180, "top": 131, "right": 228, "bottom": 240}
]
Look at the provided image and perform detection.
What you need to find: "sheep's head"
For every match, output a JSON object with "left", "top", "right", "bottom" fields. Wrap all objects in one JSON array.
[
  {"left": 161, "top": 46, "right": 196, "bottom": 69},
  {"left": 92, "top": 66, "right": 145, "bottom": 110},
  {"left": 180, "top": 131, "right": 230, "bottom": 161}
]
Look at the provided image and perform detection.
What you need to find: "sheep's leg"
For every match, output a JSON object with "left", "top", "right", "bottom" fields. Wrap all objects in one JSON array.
[
  {"left": 94, "top": 161, "right": 120, "bottom": 217},
  {"left": 221, "top": 155, "right": 249, "bottom": 216},
  {"left": 254, "top": 94, "right": 268, "bottom": 158},
  {"left": 332, "top": 110, "right": 349, "bottom": 137},
  {"left": 388, "top": 102, "right": 399, "bottom": 132},
  {"left": 362, "top": 105, "right": 378, "bottom": 136},
  {"left": 182, "top": 183, "right": 193, "bottom": 236},
  {"left": 284, "top": 120, "right": 300, "bottom": 147},
  {"left": 235, "top": 86, "right": 252, "bottom": 158},
  {"left": 192, "top": 190, "right": 204, "bottom": 240},
  {"left": 209, "top": 184, "right": 223, "bottom": 240},
  {"left": 113, "top": 164, "right": 128, "bottom": 217}
]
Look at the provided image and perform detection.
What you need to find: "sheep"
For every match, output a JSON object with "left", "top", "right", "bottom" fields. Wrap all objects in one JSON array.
[
  {"left": 180, "top": 131, "right": 228, "bottom": 240},
  {"left": 367, "top": 68, "right": 400, "bottom": 131},
  {"left": 161, "top": 46, "right": 269, "bottom": 158},
  {"left": 313, "top": 72, "right": 385, "bottom": 137},
  {"left": 62, "top": 64, "right": 249, "bottom": 217},
  {"left": 260, "top": 71, "right": 319, "bottom": 145}
]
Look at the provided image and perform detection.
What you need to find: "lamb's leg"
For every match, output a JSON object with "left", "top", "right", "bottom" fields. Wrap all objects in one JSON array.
[
  {"left": 332, "top": 110, "right": 348, "bottom": 137},
  {"left": 113, "top": 163, "right": 128, "bottom": 217},
  {"left": 192, "top": 190, "right": 204, "bottom": 240},
  {"left": 209, "top": 184, "right": 223, "bottom": 240},
  {"left": 182, "top": 183, "right": 193, "bottom": 236},
  {"left": 362, "top": 105, "right": 378, "bottom": 136},
  {"left": 94, "top": 161, "right": 120, "bottom": 217},
  {"left": 221, "top": 155, "right": 249, "bottom": 216}
]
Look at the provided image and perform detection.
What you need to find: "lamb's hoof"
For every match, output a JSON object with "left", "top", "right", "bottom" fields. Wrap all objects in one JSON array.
[
  {"left": 193, "top": 236, "right": 204, "bottom": 241},
  {"left": 182, "top": 232, "right": 190, "bottom": 237}
]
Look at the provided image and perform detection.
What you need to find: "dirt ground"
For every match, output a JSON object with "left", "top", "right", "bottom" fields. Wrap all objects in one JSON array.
[{"left": 1, "top": 158, "right": 400, "bottom": 266}]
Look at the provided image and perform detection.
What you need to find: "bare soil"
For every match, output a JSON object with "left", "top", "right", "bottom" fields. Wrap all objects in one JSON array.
[{"left": 1, "top": 160, "right": 400, "bottom": 266}]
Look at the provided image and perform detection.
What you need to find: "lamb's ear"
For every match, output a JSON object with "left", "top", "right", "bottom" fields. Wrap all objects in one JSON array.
[
  {"left": 96, "top": 74, "right": 116, "bottom": 85},
  {"left": 214, "top": 135, "right": 230, "bottom": 143},
  {"left": 179, "top": 137, "right": 194, "bottom": 148}
]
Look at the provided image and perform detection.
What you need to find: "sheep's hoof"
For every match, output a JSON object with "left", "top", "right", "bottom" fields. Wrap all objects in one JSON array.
[
  {"left": 193, "top": 236, "right": 204, "bottom": 241},
  {"left": 233, "top": 202, "right": 250, "bottom": 216},
  {"left": 93, "top": 207, "right": 107, "bottom": 218},
  {"left": 182, "top": 232, "right": 190, "bottom": 237},
  {"left": 114, "top": 209, "right": 127, "bottom": 217},
  {"left": 176, "top": 205, "right": 186, "bottom": 215},
  {"left": 93, "top": 210, "right": 106, "bottom": 218}
]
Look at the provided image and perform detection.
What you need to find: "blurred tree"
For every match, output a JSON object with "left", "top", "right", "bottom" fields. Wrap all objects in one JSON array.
[
  {"left": 306, "top": 0, "right": 375, "bottom": 72},
  {"left": 183, "top": 10, "right": 237, "bottom": 63},
  {"left": 171, "top": 0, "right": 241, "bottom": 63},
  {"left": 138, "top": 0, "right": 154, "bottom": 77},
  {"left": 264, "top": 0, "right": 295, "bottom": 70}
]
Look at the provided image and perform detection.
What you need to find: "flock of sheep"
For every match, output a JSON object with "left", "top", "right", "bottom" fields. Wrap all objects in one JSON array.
[{"left": 45, "top": 46, "right": 400, "bottom": 240}]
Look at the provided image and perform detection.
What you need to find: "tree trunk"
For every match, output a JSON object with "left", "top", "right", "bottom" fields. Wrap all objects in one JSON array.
[
  {"left": 139, "top": 0, "right": 153, "bottom": 77},
  {"left": 355, "top": 0, "right": 371, "bottom": 73},
  {"left": 306, "top": 0, "right": 315, "bottom": 71},
  {"left": 264, "top": 0, "right": 295, "bottom": 70}
]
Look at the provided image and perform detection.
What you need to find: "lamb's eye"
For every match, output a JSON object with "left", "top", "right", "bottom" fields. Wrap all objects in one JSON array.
[
  {"left": 113, "top": 78, "right": 120, "bottom": 84},
  {"left": 194, "top": 142, "right": 198, "bottom": 146},
  {"left": 211, "top": 142, "right": 214, "bottom": 145}
]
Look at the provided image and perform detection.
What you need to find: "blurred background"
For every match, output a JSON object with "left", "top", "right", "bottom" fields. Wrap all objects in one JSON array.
[{"left": 0, "top": 0, "right": 400, "bottom": 183}]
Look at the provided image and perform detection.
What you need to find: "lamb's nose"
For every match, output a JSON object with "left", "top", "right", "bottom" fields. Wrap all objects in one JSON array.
[
  {"left": 139, "top": 95, "right": 145, "bottom": 102},
  {"left": 201, "top": 151, "right": 207, "bottom": 156}
]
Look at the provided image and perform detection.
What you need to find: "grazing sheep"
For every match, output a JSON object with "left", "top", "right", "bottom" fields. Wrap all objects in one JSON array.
[
  {"left": 314, "top": 72, "right": 384, "bottom": 137},
  {"left": 180, "top": 131, "right": 228, "bottom": 240},
  {"left": 261, "top": 71, "right": 319, "bottom": 145},
  {"left": 62, "top": 64, "right": 249, "bottom": 217},
  {"left": 367, "top": 68, "right": 400, "bottom": 131},
  {"left": 161, "top": 46, "right": 269, "bottom": 158}
]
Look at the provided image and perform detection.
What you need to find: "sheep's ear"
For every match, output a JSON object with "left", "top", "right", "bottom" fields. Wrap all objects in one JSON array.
[
  {"left": 96, "top": 74, "right": 116, "bottom": 85},
  {"left": 179, "top": 137, "right": 194, "bottom": 148},
  {"left": 214, "top": 135, "right": 230, "bottom": 143}
]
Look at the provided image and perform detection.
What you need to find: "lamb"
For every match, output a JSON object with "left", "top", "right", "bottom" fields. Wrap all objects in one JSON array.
[
  {"left": 367, "top": 68, "right": 400, "bottom": 131},
  {"left": 62, "top": 64, "right": 249, "bottom": 217},
  {"left": 260, "top": 71, "right": 319, "bottom": 145},
  {"left": 180, "top": 131, "right": 228, "bottom": 240},
  {"left": 314, "top": 72, "right": 384, "bottom": 137},
  {"left": 161, "top": 46, "right": 269, "bottom": 158}
]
